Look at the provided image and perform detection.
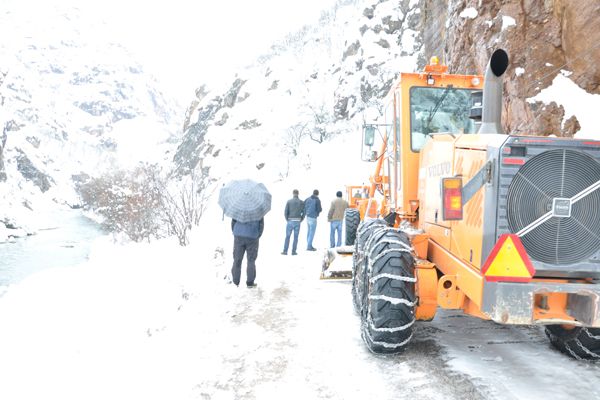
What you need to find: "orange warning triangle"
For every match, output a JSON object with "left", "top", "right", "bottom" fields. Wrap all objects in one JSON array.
[{"left": 481, "top": 234, "right": 535, "bottom": 282}]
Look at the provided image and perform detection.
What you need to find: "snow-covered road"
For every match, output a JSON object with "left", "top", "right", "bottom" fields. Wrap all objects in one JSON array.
[
  {"left": 201, "top": 251, "right": 600, "bottom": 400},
  {"left": 1, "top": 218, "right": 600, "bottom": 400}
]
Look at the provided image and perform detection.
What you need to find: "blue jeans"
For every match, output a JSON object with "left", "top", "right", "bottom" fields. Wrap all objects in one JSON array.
[
  {"left": 306, "top": 217, "right": 317, "bottom": 249},
  {"left": 283, "top": 220, "right": 301, "bottom": 254},
  {"left": 330, "top": 220, "right": 342, "bottom": 247}
]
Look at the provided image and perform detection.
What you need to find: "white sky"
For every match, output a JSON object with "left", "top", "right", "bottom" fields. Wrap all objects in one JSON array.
[
  {"left": 2, "top": 0, "right": 338, "bottom": 102},
  {"left": 82, "top": 0, "right": 339, "bottom": 100}
]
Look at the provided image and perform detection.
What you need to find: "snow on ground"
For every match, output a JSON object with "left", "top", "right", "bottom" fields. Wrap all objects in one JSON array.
[
  {"left": 3, "top": 132, "right": 600, "bottom": 399},
  {"left": 2, "top": 178, "right": 600, "bottom": 399},
  {"left": 0, "top": 179, "right": 74, "bottom": 241},
  {"left": 0, "top": 194, "right": 413, "bottom": 399},
  {"left": 0, "top": 127, "right": 380, "bottom": 400}
]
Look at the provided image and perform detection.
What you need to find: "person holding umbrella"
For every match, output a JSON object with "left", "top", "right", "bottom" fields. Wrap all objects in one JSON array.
[
  {"left": 230, "top": 218, "right": 263, "bottom": 288},
  {"left": 219, "top": 179, "right": 271, "bottom": 288}
]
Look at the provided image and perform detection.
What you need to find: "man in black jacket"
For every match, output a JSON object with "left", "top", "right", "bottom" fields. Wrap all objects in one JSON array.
[
  {"left": 282, "top": 189, "right": 304, "bottom": 255},
  {"left": 231, "top": 218, "right": 264, "bottom": 288}
]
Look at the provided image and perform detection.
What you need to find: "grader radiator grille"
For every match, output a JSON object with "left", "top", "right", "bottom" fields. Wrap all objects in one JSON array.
[{"left": 505, "top": 148, "right": 600, "bottom": 265}]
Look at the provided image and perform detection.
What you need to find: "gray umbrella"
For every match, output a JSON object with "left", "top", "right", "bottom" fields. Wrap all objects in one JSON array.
[{"left": 218, "top": 179, "right": 272, "bottom": 223}]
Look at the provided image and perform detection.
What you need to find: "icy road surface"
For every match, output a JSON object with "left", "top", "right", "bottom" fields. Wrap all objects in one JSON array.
[
  {"left": 1, "top": 237, "right": 599, "bottom": 400},
  {"left": 203, "top": 251, "right": 600, "bottom": 400}
]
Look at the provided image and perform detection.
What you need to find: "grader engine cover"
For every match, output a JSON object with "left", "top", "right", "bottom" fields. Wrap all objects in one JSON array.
[
  {"left": 419, "top": 133, "right": 600, "bottom": 279},
  {"left": 494, "top": 136, "right": 600, "bottom": 278}
]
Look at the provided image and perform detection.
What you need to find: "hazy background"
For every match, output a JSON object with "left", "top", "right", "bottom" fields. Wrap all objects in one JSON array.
[{"left": 66, "top": 0, "right": 339, "bottom": 100}]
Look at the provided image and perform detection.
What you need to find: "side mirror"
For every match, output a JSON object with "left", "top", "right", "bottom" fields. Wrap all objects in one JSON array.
[
  {"left": 364, "top": 125, "right": 375, "bottom": 147},
  {"left": 469, "top": 90, "right": 482, "bottom": 121}
]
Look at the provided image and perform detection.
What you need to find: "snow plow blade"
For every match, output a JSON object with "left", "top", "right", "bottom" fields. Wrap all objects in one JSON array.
[{"left": 320, "top": 246, "right": 354, "bottom": 280}]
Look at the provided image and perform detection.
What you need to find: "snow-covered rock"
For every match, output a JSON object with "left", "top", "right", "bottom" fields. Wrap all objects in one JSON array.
[{"left": 0, "top": 0, "right": 182, "bottom": 231}]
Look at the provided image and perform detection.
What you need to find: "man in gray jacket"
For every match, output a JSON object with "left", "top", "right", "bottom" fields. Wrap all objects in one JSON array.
[{"left": 282, "top": 189, "right": 305, "bottom": 255}]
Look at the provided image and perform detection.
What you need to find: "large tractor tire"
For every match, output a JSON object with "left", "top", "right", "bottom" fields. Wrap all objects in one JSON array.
[
  {"left": 360, "top": 226, "right": 416, "bottom": 354},
  {"left": 545, "top": 325, "right": 600, "bottom": 360},
  {"left": 352, "top": 219, "right": 387, "bottom": 314},
  {"left": 344, "top": 208, "right": 360, "bottom": 246}
]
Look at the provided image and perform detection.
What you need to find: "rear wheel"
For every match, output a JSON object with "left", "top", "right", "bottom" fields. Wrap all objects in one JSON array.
[
  {"left": 545, "top": 325, "right": 600, "bottom": 360},
  {"left": 360, "top": 225, "right": 415, "bottom": 354},
  {"left": 344, "top": 208, "right": 360, "bottom": 246}
]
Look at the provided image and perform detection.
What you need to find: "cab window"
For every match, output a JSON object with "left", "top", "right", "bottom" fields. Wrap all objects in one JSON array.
[{"left": 409, "top": 86, "right": 476, "bottom": 152}]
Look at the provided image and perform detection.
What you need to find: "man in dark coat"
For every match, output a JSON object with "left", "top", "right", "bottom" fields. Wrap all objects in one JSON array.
[
  {"left": 231, "top": 218, "right": 264, "bottom": 288},
  {"left": 282, "top": 189, "right": 304, "bottom": 255},
  {"left": 304, "top": 189, "right": 322, "bottom": 251}
]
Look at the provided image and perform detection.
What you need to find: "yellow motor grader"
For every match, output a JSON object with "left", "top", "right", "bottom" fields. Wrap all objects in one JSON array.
[{"left": 328, "top": 49, "right": 600, "bottom": 359}]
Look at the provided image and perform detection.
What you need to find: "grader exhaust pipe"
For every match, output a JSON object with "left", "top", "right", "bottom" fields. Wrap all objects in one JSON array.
[{"left": 478, "top": 49, "right": 509, "bottom": 135}]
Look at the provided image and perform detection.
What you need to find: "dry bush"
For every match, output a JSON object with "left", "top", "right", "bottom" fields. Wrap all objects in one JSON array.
[
  {"left": 77, "top": 164, "right": 208, "bottom": 245},
  {"left": 78, "top": 165, "right": 163, "bottom": 242},
  {"left": 285, "top": 122, "right": 308, "bottom": 156},
  {"left": 156, "top": 169, "right": 210, "bottom": 246}
]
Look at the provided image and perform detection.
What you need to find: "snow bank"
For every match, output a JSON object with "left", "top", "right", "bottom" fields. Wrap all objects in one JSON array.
[
  {"left": 0, "top": 222, "right": 8, "bottom": 243},
  {"left": 528, "top": 73, "right": 600, "bottom": 139},
  {"left": 0, "top": 235, "right": 217, "bottom": 399}
]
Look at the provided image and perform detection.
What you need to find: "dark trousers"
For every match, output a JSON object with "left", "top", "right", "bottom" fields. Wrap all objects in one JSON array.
[
  {"left": 232, "top": 235, "right": 259, "bottom": 286},
  {"left": 283, "top": 220, "right": 300, "bottom": 254}
]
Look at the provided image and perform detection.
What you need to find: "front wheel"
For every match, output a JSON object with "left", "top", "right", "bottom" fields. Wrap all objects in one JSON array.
[
  {"left": 360, "top": 226, "right": 415, "bottom": 354},
  {"left": 545, "top": 325, "right": 600, "bottom": 360},
  {"left": 352, "top": 218, "right": 386, "bottom": 315},
  {"left": 344, "top": 208, "right": 360, "bottom": 246}
]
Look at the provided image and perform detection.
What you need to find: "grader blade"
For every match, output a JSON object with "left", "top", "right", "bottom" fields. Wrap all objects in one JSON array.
[{"left": 320, "top": 246, "right": 354, "bottom": 280}]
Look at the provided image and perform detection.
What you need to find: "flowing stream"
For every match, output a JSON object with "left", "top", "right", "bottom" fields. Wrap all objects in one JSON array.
[{"left": 0, "top": 208, "right": 104, "bottom": 296}]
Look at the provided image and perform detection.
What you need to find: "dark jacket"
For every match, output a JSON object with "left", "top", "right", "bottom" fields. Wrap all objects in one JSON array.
[
  {"left": 231, "top": 218, "right": 264, "bottom": 239},
  {"left": 284, "top": 196, "right": 305, "bottom": 221},
  {"left": 304, "top": 195, "right": 322, "bottom": 218}
]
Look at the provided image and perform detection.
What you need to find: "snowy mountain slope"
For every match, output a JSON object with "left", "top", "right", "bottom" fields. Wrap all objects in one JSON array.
[
  {"left": 172, "top": 0, "right": 422, "bottom": 189},
  {"left": 0, "top": 1, "right": 181, "bottom": 234}
]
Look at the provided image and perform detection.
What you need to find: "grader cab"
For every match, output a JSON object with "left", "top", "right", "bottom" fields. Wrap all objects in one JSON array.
[{"left": 338, "top": 49, "right": 600, "bottom": 360}]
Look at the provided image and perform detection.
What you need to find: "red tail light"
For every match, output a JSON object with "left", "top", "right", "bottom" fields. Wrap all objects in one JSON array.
[{"left": 442, "top": 177, "right": 463, "bottom": 220}]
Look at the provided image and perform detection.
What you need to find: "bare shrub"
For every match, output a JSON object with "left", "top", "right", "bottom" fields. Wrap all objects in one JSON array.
[
  {"left": 285, "top": 122, "right": 309, "bottom": 156},
  {"left": 77, "top": 164, "right": 209, "bottom": 245},
  {"left": 306, "top": 103, "right": 334, "bottom": 143},
  {"left": 155, "top": 169, "right": 210, "bottom": 246}
]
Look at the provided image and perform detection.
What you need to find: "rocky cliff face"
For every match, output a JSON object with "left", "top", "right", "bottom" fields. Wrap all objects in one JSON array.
[{"left": 421, "top": 0, "right": 600, "bottom": 136}]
